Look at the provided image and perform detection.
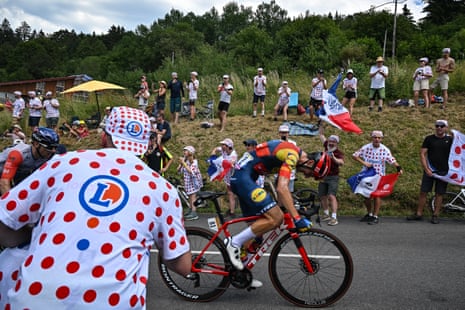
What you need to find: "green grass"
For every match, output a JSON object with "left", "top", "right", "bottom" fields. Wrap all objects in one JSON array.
[{"left": 1, "top": 72, "right": 464, "bottom": 217}]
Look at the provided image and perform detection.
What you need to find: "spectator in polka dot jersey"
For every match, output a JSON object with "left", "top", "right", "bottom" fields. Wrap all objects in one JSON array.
[{"left": 0, "top": 106, "right": 192, "bottom": 309}]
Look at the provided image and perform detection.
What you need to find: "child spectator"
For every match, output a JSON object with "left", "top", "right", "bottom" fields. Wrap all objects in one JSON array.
[{"left": 177, "top": 146, "right": 203, "bottom": 221}]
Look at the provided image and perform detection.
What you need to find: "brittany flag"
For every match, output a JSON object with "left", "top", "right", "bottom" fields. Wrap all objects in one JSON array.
[
  {"left": 318, "top": 73, "right": 363, "bottom": 134},
  {"left": 432, "top": 129, "right": 465, "bottom": 186},
  {"left": 206, "top": 155, "right": 232, "bottom": 182},
  {"left": 347, "top": 167, "right": 399, "bottom": 198}
]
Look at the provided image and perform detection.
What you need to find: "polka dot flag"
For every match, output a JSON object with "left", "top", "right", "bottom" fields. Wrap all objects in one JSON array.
[{"left": 433, "top": 129, "right": 465, "bottom": 185}]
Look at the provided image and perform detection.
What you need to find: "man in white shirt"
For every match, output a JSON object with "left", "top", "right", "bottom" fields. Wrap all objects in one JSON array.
[
  {"left": 252, "top": 68, "right": 267, "bottom": 118},
  {"left": 369, "top": 56, "right": 389, "bottom": 112}
]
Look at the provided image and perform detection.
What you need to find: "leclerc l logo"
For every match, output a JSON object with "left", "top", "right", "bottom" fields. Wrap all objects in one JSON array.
[
  {"left": 79, "top": 175, "right": 129, "bottom": 216},
  {"left": 127, "top": 121, "right": 143, "bottom": 137}
]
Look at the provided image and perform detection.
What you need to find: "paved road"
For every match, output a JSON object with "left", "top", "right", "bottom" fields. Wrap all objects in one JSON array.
[{"left": 147, "top": 215, "right": 465, "bottom": 310}]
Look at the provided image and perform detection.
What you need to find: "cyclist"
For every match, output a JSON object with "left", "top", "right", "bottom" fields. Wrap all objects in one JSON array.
[
  {"left": 0, "top": 127, "right": 59, "bottom": 195},
  {"left": 0, "top": 106, "right": 191, "bottom": 308},
  {"left": 227, "top": 140, "right": 331, "bottom": 274}
]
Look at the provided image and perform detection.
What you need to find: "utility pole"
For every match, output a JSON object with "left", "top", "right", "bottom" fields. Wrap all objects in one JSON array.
[{"left": 392, "top": 0, "right": 398, "bottom": 60}]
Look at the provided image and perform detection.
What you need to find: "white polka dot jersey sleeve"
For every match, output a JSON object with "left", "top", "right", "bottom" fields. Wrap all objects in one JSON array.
[{"left": 0, "top": 149, "right": 189, "bottom": 309}]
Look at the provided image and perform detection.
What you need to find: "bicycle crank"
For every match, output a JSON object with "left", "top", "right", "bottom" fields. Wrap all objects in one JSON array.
[{"left": 229, "top": 269, "right": 252, "bottom": 289}]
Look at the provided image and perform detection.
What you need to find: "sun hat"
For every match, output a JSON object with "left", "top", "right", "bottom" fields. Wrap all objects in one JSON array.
[
  {"left": 371, "top": 130, "right": 384, "bottom": 138},
  {"left": 220, "top": 138, "right": 234, "bottom": 148},
  {"left": 105, "top": 106, "right": 151, "bottom": 155},
  {"left": 243, "top": 139, "right": 258, "bottom": 146},
  {"left": 160, "top": 80, "right": 167, "bottom": 87},
  {"left": 183, "top": 145, "right": 196, "bottom": 154},
  {"left": 278, "top": 125, "right": 290, "bottom": 133},
  {"left": 436, "top": 120, "right": 448, "bottom": 127},
  {"left": 328, "top": 135, "right": 340, "bottom": 143},
  {"left": 13, "top": 124, "right": 22, "bottom": 130},
  {"left": 13, "top": 91, "right": 22, "bottom": 96},
  {"left": 376, "top": 56, "right": 384, "bottom": 62}
]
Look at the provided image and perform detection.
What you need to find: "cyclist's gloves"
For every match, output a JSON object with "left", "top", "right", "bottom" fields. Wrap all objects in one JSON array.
[{"left": 294, "top": 218, "right": 312, "bottom": 232}]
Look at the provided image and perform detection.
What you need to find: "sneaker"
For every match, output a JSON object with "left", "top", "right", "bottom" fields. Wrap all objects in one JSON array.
[
  {"left": 224, "top": 237, "right": 243, "bottom": 270},
  {"left": 184, "top": 211, "right": 199, "bottom": 221},
  {"left": 252, "top": 115, "right": 257, "bottom": 118},
  {"left": 406, "top": 214, "right": 423, "bottom": 221},
  {"left": 378, "top": 106, "right": 383, "bottom": 112},
  {"left": 224, "top": 210, "right": 236, "bottom": 219},
  {"left": 294, "top": 218, "right": 312, "bottom": 232},
  {"left": 250, "top": 279, "right": 263, "bottom": 288},
  {"left": 184, "top": 209, "right": 192, "bottom": 217},
  {"left": 368, "top": 216, "right": 379, "bottom": 225},
  {"left": 320, "top": 214, "right": 331, "bottom": 222},
  {"left": 431, "top": 215, "right": 440, "bottom": 224},
  {"left": 328, "top": 218, "right": 338, "bottom": 226},
  {"left": 360, "top": 214, "right": 372, "bottom": 222}
]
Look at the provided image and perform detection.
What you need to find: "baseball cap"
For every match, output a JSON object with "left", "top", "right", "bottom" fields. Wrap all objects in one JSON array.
[
  {"left": 328, "top": 135, "right": 340, "bottom": 143},
  {"left": 105, "top": 106, "right": 111, "bottom": 111},
  {"left": 278, "top": 125, "right": 290, "bottom": 133},
  {"left": 346, "top": 69, "right": 354, "bottom": 75},
  {"left": 371, "top": 130, "right": 384, "bottom": 138},
  {"left": 220, "top": 138, "right": 234, "bottom": 148},
  {"left": 442, "top": 48, "right": 451, "bottom": 54},
  {"left": 317, "top": 69, "right": 324, "bottom": 74},
  {"left": 45, "top": 91, "right": 53, "bottom": 96},
  {"left": 257, "top": 67, "right": 263, "bottom": 72},
  {"left": 183, "top": 145, "right": 196, "bottom": 154},
  {"left": 419, "top": 57, "right": 429, "bottom": 63},
  {"left": 28, "top": 91, "right": 36, "bottom": 96},
  {"left": 436, "top": 120, "right": 448, "bottom": 127},
  {"left": 105, "top": 106, "right": 151, "bottom": 155},
  {"left": 191, "top": 71, "right": 198, "bottom": 76},
  {"left": 223, "top": 74, "right": 229, "bottom": 79},
  {"left": 14, "top": 91, "right": 22, "bottom": 96},
  {"left": 282, "top": 81, "right": 288, "bottom": 85},
  {"left": 13, "top": 124, "right": 22, "bottom": 130},
  {"left": 243, "top": 139, "right": 258, "bottom": 146}
]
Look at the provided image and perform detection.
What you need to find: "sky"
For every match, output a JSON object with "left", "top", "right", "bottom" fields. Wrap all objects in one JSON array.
[{"left": 0, "top": 0, "right": 427, "bottom": 35}]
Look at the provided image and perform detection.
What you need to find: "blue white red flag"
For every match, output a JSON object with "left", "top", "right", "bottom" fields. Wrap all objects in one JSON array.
[
  {"left": 318, "top": 90, "right": 363, "bottom": 134},
  {"left": 206, "top": 155, "right": 232, "bottom": 182},
  {"left": 432, "top": 130, "right": 465, "bottom": 186},
  {"left": 347, "top": 167, "right": 399, "bottom": 198}
]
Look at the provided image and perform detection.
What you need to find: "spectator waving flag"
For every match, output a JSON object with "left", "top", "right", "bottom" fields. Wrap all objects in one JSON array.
[
  {"left": 317, "top": 72, "right": 362, "bottom": 134},
  {"left": 206, "top": 155, "right": 232, "bottom": 181},
  {"left": 347, "top": 167, "right": 399, "bottom": 198},
  {"left": 432, "top": 129, "right": 465, "bottom": 186}
]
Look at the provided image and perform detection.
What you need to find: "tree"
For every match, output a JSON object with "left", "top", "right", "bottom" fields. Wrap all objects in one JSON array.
[
  {"left": 421, "top": 0, "right": 465, "bottom": 25},
  {"left": 15, "top": 21, "right": 32, "bottom": 41},
  {"left": 219, "top": 2, "right": 253, "bottom": 38},
  {"left": 226, "top": 25, "right": 273, "bottom": 66},
  {"left": 254, "top": 0, "right": 289, "bottom": 35}
]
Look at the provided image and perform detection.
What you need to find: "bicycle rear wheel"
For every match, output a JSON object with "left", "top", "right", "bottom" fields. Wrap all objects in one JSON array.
[
  {"left": 430, "top": 191, "right": 465, "bottom": 217},
  {"left": 269, "top": 228, "right": 353, "bottom": 308},
  {"left": 158, "top": 227, "right": 231, "bottom": 302}
]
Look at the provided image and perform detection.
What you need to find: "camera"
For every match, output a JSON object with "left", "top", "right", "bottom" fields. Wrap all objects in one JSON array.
[{"left": 418, "top": 70, "right": 423, "bottom": 75}]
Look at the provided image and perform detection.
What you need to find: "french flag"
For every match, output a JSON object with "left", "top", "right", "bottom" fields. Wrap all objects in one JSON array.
[
  {"left": 317, "top": 72, "right": 362, "bottom": 134},
  {"left": 206, "top": 155, "right": 232, "bottom": 182},
  {"left": 347, "top": 167, "right": 399, "bottom": 198},
  {"left": 433, "top": 129, "right": 465, "bottom": 185}
]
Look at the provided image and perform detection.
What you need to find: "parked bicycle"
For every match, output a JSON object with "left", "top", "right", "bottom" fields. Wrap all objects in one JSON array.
[
  {"left": 430, "top": 188, "right": 465, "bottom": 217},
  {"left": 166, "top": 175, "right": 207, "bottom": 209},
  {"left": 158, "top": 186, "right": 353, "bottom": 308}
]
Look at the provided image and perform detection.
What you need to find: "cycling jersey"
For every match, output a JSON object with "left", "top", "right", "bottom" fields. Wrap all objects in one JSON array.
[
  {"left": 0, "top": 143, "right": 48, "bottom": 188},
  {"left": 231, "top": 140, "right": 302, "bottom": 216},
  {"left": 0, "top": 148, "right": 189, "bottom": 309}
]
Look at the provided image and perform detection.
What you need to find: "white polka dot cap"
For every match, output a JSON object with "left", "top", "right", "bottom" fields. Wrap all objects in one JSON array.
[{"left": 105, "top": 106, "right": 150, "bottom": 155}]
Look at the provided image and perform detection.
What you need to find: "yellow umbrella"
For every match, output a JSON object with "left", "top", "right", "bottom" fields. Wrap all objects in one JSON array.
[{"left": 62, "top": 80, "right": 126, "bottom": 122}]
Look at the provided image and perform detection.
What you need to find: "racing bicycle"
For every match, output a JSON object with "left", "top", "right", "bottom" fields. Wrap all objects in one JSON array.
[
  {"left": 430, "top": 188, "right": 465, "bottom": 218},
  {"left": 158, "top": 186, "right": 353, "bottom": 308}
]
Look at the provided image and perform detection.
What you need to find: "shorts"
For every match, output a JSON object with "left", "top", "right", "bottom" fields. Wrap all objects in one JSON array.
[
  {"left": 369, "top": 88, "right": 386, "bottom": 100},
  {"left": 46, "top": 117, "right": 59, "bottom": 128},
  {"left": 189, "top": 99, "right": 197, "bottom": 106},
  {"left": 344, "top": 91, "right": 357, "bottom": 99},
  {"left": 28, "top": 116, "right": 41, "bottom": 127},
  {"left": 230, "top": 168, "right": 277, "bottom": 217},
  {"left": 318, "top": 175, "right": 340, "bottom": 197},
  {"left": 420, "top": 172, "right": 448, "bottom": 194},
  {"left": 430, "top": 75, "right": 449, "bottom": 90},
  {"left": 170, "top": 97, "right": 181, "bottom": 113},
  {"left": 253, "top": 94, "right": 266, "bottom": 103},
  {"left": 156, "top": 100, "right": 165, "bottom": 111},
  {"left": 309, "top": 97, "right": 322, "bottom": 109},
  {"left": 218, "top": 101, "right": 230, "bottom": 112},
  {"left": 413, "top": 80, "right": 429, "bottom": 91}
]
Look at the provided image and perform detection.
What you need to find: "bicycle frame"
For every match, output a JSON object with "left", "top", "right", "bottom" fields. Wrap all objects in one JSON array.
[{"left": 191, "top": 212, "right": 315, "bottom": 275}]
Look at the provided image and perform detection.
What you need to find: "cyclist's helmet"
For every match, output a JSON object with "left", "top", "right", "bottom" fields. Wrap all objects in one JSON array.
[
  {"left": 32, "top": 127, "right": 60, "bottom": 148},
  {"left": 307, "top": 151, "right": 331, "bottom": 179}
]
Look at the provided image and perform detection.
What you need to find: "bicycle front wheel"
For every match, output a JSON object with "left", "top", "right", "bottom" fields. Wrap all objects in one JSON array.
[
  {"left": 430, "top": 191, "right": 465, "bottom": 216},
  {"left": 158, "top": 227, "right": 231, "bottom": 302},
  {"left": 269, "top": 228, "right": 353, "bottom": 308}
]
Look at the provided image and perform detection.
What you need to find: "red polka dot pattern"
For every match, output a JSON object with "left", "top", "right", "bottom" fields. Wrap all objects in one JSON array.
[{"left": 0, "top": 149, "right": 189, "bottom": 307}]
